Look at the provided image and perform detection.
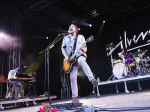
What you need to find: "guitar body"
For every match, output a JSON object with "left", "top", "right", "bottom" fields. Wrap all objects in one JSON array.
[{"left": 63, "top": 57, "right": 76, "bottom": 73}]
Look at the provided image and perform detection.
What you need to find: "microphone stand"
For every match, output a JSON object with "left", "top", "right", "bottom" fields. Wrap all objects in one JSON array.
[
  {"left": 39, "top": 34, "right": 66, "bottom": 105},
  {"left": 86, "top": 72, "right": 97, "bottom": 99}
]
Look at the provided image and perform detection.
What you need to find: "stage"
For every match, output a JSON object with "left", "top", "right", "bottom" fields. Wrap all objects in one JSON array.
[
  {"left": 97, "top": 74, "right": 150, "bottom": 94},
  {"left": 1, "top": 90, "right": 150, "bottom": 112}
]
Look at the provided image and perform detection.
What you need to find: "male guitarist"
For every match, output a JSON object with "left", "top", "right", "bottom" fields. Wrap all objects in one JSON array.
[{"left": 61, "top": 24, "right": 98, "bottom": 103}]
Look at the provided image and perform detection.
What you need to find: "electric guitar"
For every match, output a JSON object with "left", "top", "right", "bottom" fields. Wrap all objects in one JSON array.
[{"left": 63, "top": 35, "right": 94, "bottom": 73}]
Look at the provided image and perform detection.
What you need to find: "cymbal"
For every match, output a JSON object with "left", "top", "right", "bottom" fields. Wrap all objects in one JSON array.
[
  {"left": 134, "top": 50, "right": 147, "bottom": 55},
  {"left": 105, "top": 44, "right": 115, "bottom": 48}
]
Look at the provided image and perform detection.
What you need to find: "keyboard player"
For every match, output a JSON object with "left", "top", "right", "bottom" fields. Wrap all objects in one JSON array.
[{"left": 7, "top": 67, "right": 23, "bottom": 98}]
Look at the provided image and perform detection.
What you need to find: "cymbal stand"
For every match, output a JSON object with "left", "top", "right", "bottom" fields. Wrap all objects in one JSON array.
[
  {"left": 136, "top": 55, "right": 145, "bottom": 75},
  {"left": 134, "top": 56, "right": 141, "bottom": 75},
  {"left": 142, "top": 55, "right": 149, "bottom": 74},
  {"left": 108, "top": 48, "right": 115, "bottom": 81}
]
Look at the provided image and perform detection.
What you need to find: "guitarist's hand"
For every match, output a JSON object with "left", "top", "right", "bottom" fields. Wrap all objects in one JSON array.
[
  {"left": 64, "top": 57, "right": 69, "bottom": 62},
  {"left": 80, "top": 46, "right": 87, "bottom": 53}
]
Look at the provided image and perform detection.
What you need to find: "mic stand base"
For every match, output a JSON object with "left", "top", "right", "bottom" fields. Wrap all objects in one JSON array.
[{"left": 86, "top": 87, "right": 98, "bottom": 99}]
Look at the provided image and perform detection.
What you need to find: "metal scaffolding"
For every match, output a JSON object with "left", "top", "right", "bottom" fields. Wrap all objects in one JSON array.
[
  {"left": 9, "top": 17, "right": 22, "bottom": 70},
  {"left": 0, "top": 55, "right": 4, "bottom": 75}
]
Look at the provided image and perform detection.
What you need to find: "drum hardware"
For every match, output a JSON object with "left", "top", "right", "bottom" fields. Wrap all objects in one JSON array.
[
  {"left": 105, "top": 43, "right": 116, "bottom": 68},
  {"left": 105, "top": 43, "right": 150, "bottom": 80},
  {"left": 134, "top": 49, "right": 147, "bottom": 54},
  {"left": 106, "top": 44, "right": 136, "bottom": 80},
  {"left": 147, "top": 55, "right": 150, "bottom": 61},
  {"left": 128, "top": 64, "right": 137, "bottom": 77},
  {"left": 105, "top": 43, "right": 118, "bottom": 80},
  {"left": 109, "top": 52, "right": 138, "bottom": 80},
  {"left": 134, "top": 53, "right": 150, "bottom": 75},
  {"left": 105, "top": 43, "right": 115, "bottom": 49}
]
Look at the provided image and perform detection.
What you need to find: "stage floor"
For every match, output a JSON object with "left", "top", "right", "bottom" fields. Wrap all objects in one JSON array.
[{"left": 1, "top": 90, "right": 150, "bottom": 112}]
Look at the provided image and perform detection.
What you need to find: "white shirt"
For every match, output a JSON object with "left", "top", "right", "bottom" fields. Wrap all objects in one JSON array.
[
  {"left": 61, "top": 34, "right": 87, "bottom": 58},
  {"left": 8, "top": 70, "right": 16, "bottom": 80}
]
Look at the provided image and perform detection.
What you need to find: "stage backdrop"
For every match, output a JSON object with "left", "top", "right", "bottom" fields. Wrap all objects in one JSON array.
[
  {"left": 19, "top": 10, "right": 150, "bottom": 99},
  {"left": 91, "top": 11, "right": 150, "bottom": 94}
]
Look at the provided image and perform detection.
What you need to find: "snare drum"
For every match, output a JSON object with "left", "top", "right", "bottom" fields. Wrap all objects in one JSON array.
[{"left": 113, "top": 62, "right": 128, "bottom": 79}]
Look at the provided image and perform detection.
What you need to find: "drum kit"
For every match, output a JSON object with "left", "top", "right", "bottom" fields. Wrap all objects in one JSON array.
[{"left": 106, "top": 44, "right": 150, "bottom": 80}]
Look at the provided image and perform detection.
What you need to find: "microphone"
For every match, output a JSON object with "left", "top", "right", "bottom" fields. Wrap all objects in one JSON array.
[
  {"left": 61, "top": 31, "right": 73, "bottom": 35},
  {"left": 61, "top": 32, "right": 70, "bottom": 35}
]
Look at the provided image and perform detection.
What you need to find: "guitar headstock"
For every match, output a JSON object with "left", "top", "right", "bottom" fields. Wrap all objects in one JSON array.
[{"left": 86, "top": 35, "right": 94, "bottom": 43}]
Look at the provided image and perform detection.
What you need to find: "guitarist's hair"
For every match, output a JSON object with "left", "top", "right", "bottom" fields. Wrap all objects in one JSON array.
[{"left": 71, "top": 24, "right": 79, "bottom": 34}]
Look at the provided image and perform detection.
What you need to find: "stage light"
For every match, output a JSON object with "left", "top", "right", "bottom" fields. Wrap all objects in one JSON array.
[
  {"left": 91, "top": 10, "right": 96, "bottom": 15},
  {"left": 103, "top": 21, "right": 105, "bottom": 23},
  {"left": 46, "top": 37, "right": 48, "bottom": 39},
  {"left": 89, "top": 24, "right": 92, "bottom": 27},
  {"left": 0, "top": 33, "right": 4, "bottom": 37},
  {"left": 91, "top": 10, "right": 99, "bottom": 17}
]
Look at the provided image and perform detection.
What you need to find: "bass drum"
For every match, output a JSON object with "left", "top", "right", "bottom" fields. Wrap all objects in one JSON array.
[{"left": 113, "top": 63, "right": 128, "bottom": 79}]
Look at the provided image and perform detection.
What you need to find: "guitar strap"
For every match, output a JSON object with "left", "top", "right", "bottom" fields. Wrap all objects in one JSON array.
[{"left": 72, "top": 34, "right": 78, "bottom": 55}]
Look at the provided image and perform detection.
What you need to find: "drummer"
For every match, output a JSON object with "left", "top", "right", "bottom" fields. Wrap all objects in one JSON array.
[
  {"left": 118, "top": 48, "right": 125, "bottom": 62},
  {"left": 118, "top": 49, "right": 124, "bottom": 58},
  {"left": 118, "top": 40, "right": 128, "bottom": 63}
]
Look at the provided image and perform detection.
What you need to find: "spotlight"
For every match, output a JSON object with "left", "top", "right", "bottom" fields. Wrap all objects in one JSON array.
[
  {"left": 91, "top": 10, "right": 99, "bottom": 17},
  {"left": 89, "top": 24, "right": 92, "bottom": 27},
  {"left": 78, "top": 28, "right": 80, "bottom": 31},
  {"left": 103, "top": 21, "right": 105, "bottom": 23},
  {"left": 0, "top": 33, "right": 4, "bottom": 37},
  {"left": 46, "top": 37, "right": 48, "bottom": 39},
  {"left": 91, "top": 10, "right": 96, "bottom": 15}
]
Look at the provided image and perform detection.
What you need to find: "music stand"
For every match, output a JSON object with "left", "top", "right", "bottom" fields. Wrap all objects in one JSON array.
[{"left": 39, "top": 34, "right": 66, "bottom": 105}]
